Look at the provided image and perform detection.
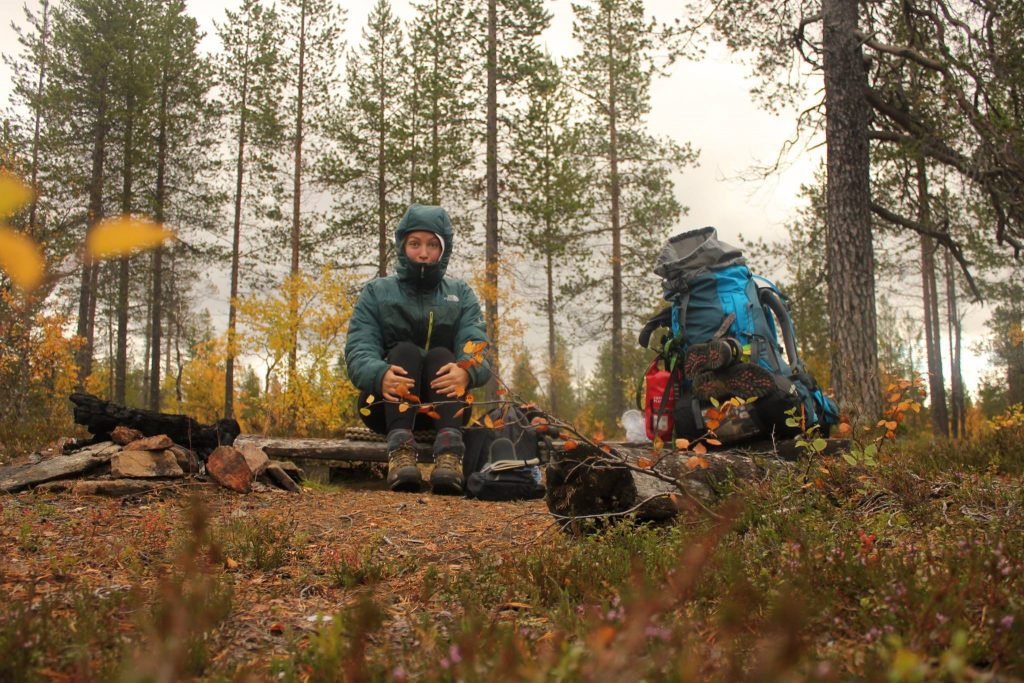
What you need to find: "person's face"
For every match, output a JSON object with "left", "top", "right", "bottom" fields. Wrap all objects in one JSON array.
[{"left": 404, "top": 231, "right": 443, "bottom": 264}]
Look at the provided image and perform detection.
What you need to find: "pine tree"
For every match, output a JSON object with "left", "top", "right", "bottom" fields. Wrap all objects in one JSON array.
[
  {"left": 465, "top": 0, "right": 550, "bottom": 379},
  {"left": 109, "top": 0, "right": 160, "bottom": 405},
  {"left": 568, "top": 0, "right": 695, "bottom": 425},
  {"left": 279, "top": 0, "right": 344, "bottom": 425},
  {"left": 146, "top": 0, "right": 215, "bottom": 411},
  {"left": 404, "top": 0, "right": 475, "bottom": 208},
  {"left": 505, "top": 56, "right": 593, "bottom": 415},
  {"left": 319, "top": 0, "right": 407, "bottom": 276},
  {"left": 216, "top": 0, "right": 285, "bottom": 419},
  {"left": 47, "top": 0, "right": 121, "bottom": 386}
]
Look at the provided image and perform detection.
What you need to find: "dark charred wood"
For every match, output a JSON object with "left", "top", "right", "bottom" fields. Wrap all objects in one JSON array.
[
  {"left": 545, "top": 441, "right": 848, "bottom": 527},
  {"left": 68, "top": 392, "right": 239, "bottom": 459}
]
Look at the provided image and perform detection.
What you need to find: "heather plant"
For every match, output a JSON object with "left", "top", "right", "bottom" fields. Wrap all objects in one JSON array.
[{"left": 220, "top": 512, "right": 296, "bottom": 571}]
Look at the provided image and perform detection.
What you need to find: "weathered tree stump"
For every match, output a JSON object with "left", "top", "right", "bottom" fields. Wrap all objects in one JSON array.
[{"left": 68, "top": 393, "right": 239, "bottom": 458}]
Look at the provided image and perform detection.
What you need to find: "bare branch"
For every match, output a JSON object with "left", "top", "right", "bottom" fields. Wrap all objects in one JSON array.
[
  {"left": 855, "top": 30, "right": 946, "bottom": 72},
  {"left": 869, "top": 200, "right": 983, "bottom": 301}
]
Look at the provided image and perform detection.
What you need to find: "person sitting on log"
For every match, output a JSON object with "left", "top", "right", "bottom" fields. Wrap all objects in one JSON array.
[{"left": 344, "top": 204, "right": 491, "bottom": 494}]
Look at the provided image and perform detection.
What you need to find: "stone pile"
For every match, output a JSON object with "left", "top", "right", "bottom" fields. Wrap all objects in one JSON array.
[{"left": 0, "top": 425, "right": 303, "bottom": 497}]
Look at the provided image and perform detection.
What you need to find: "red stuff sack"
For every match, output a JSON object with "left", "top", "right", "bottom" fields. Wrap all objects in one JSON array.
[{"left": 644, "top": 359, "right": 676, "bottom": 441}]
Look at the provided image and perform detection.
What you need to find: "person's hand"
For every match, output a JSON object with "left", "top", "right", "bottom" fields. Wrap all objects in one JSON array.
[
  {"left": 381, "top": 365, "right": 415, "bottom": 401},
  {"left": 430, "top": 362, "right": 470, "bottom": 398}
]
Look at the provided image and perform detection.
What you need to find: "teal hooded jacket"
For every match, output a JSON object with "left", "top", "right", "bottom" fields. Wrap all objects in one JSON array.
[{"left": 344, "top": 205, "right": 491, "bottom": 395}]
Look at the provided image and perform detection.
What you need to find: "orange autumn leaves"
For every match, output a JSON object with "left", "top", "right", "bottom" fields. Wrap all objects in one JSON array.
[{"left": 0, "top": 170, "right": 175, "bottom": 291}]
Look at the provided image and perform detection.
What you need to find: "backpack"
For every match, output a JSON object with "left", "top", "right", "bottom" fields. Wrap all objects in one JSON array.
[
  {"left": 639, "top": 226, "right": 839, "bottom": 445},
  {"left": 463, "top": 405, "right": 546, "bottom": 501}
]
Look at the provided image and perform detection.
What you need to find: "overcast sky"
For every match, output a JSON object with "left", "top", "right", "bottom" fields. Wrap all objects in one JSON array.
[{"left": 0, "top": 0, "right": 996, "bottom": 394}]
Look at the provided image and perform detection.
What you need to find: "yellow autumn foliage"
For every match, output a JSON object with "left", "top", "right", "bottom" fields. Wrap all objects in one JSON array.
[
  {"left": 0, "top": 290, "right": 80, "bottom": 458},
  {"left": 174, "top": 336, "right": 252, "bottom": 428},
  {"left": 235, "top": 267, "right": 360, "bottom": 436}
]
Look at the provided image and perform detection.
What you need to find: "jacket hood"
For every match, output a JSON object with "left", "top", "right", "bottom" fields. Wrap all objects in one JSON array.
[{"left": 395, "top": 204, "right": 454, "bottom": 288}]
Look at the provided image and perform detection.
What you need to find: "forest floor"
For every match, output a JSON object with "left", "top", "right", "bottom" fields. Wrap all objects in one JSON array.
[{"left": 2, "top": 435, "right": 1023, "bottom": 682}]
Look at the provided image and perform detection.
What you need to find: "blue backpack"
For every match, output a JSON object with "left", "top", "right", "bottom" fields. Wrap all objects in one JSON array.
[{"left": 639, "top": 227, "right": 839, "bottom": 444}]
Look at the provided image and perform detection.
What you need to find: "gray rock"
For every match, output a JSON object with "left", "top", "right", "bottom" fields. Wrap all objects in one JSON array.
[
  {"left": 122, "top": 434, "right": 174, "bottom": 451},
  {"left": 111, "top": 450, "right": 184, "bottom": 479},
  {"left": 168, "top": 445, "right": 200, "bottom": 474},
  {"left": 239, "top": 444, "right": 270, "bottom": 476}
]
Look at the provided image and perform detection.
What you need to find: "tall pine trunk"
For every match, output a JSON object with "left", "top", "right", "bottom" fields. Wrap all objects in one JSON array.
[
  {"left": 917, "top": 160, "right": 948, "bottom": 436},
  {"left": 546, "top": 248, "right": 558, "bottom": 415},
  {"left": 945, "top": 251, "right": 965, "bottom": 438},
  {"left": 376, "top": 36, "right": 387, "bottom": 277},
  {"left": 484, "top": 0, "right": 500, "bottom": 384},
  {"left": 77, "top": 76, "right": 109, "bottom": 388},
  {"left": 115, "top": 91, "right": 136, "bottom": 405},
  {"left": 605, "top": 4, "right": 625, "bottom": 424},
  {"left": 822, "top": 0, "right": 881, "bottom": 421},
  {"left": 225, "top": 53, "right": 250, "bottom": 420},
  {"left": 288, "top": 0, "right": 307, "bottom": 428},
  {"left": 150, "top": 76, "right": 168, "bottom": 411},
  {"left": 28, "top": 0, "right": 49, "bottom": 236}
]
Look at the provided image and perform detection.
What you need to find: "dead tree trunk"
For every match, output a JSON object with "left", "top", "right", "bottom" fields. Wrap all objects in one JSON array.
[{"left": 69, "top": 392, "right": 239, "bottom": 458}]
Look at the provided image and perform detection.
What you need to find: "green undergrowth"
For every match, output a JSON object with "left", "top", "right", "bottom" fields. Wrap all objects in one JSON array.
[
  {"left": 2, "top": 436, "right": 1022, "bottom": 681},
  {"left": 277, "top": 437, "right": 1024, "bottom": 682}
]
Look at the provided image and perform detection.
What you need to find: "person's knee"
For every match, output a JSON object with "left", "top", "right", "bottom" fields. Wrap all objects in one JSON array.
[
  {"left": 387, "top": 341, "right": 423, "bottom": 367},
  {"left": 425, "top": 346, "right": 455, "bottom": 365}
]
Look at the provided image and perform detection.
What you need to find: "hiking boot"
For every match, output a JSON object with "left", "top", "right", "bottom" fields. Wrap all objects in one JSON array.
[
  {"left": 693, "top": 362, "right": 776, "bottom": 400},
  {"left": 683, "top": 338, "right": 736, "bottom": 379},
  {"left": 386, "top": 429, "right": 423, "bottom": 492},
  {"left": 430, "top": 452, "right": 464, "bottom": 495}
]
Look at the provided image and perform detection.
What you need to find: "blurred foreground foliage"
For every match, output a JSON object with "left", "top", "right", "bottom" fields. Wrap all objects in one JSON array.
[{"left": 2, "top": 421, "right": 1022, "bottom": 681}]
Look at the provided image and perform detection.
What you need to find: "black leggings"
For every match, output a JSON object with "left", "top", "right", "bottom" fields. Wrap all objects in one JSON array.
[{"left": 358, "top": 342, "right": 469, "bottom": 434}]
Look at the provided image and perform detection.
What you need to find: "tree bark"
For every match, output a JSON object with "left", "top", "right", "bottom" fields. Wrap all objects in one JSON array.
[
  {"left": 917, "top": 160, "right": 948, "bottom": 437},
  {"left": 288, "top": 0, "right": 307, "bottom": 426},
  {"left": 69, "top": 392, "right": 240, "bottom": 458},
  {"left": 226, "top": 45, "right": 250, "bottom": 420},
  {"left": 151, "top": 72, "right": 168, "bottom": 412},
  {"left": 546, "top": 249, "right": 558, "bottom": 415},
  {"left": 77, "top": 75, "right": 109, "bottom": 387},
  {"left": 115, "top": 88, "right": 136, "bottom": 406},
  {"left": 27, "top": 0, "right": 49, "bottom": 236},
  {"left": 822, "top": 0, "right": 881, "bottom": 421},
  {"left": 605, "top": 4, "right": 624, "bottom": 424},
  {"left": 484, "top": 0, "right": 501, "bottom": 387},
  {"left": 944, "top": 251, "right": 965, "bottom": 437},
  {"left": 377, "top": 29, "right": 388, "bottom": 278},
  {"left": 234, "top": 434, "right": 436, "bottom": 463}
]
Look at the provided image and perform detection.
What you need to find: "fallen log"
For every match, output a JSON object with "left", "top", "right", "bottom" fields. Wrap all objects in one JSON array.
[
  {"left": 69, "top": 393, "right": 239, "bottom": 458},
  {"left": 233, "top": 434, "right": 435, "bottom": 465},
  {"left": 545, "top": 440, "right": 849, "bottom": 524},
  {"left": 1, "top": 442, "right": 120, "bottom": 493}
]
